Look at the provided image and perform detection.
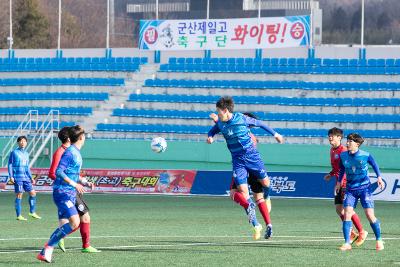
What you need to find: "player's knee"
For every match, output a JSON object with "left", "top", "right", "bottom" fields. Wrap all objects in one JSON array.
[
  {"left": 80, "top": 213, "right": 90, "bottom": 223},
  {"left": 16, "top": 193, "right": 23, "bottom": 199},
  {"left": 29, "top": 191, "right": 36, "bottom": 197},
  {"left": 260, "top": 178, "right": 270, "bottom": 187}
]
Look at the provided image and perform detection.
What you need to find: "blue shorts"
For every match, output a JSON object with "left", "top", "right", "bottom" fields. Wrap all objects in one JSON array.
[
  {"left": 343, "top": 187, "right": 374, "bottom": 209},
  {"left": 232, "top": 151, "right": 268, "bottom": 186},
  {"left": 14, "top": 180, "right": 33, "bottom": 193},
  {"left": 53, "top": 190, "right": 78, "bottom": 220}
]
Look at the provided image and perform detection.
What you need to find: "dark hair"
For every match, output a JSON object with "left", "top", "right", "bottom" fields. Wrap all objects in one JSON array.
[
  {"left": 68, "top": 125, "right": 85, "bottom": 144},
  {"left": 243, "top": 112, "right": 258, "bottom": 120},
  {"left": 58, "top": 126, "right": 70, "bottom": 144},
  {"left": 17, "top": 136, "right": 27, "bottom": 143},
  {"left": 328, "top": 127, "right": 343, "bottom": 138},
  {"left": 347, "top": 133, "right": 364, "bottom": 145},
  {"left": 216, "top": 96, "right": 234, "bottom": 112}
]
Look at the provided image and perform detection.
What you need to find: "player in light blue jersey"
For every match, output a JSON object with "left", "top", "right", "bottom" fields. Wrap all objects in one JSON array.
[
  {"left": 207, "top": 96, "right": 283, "bottom": 240},
  {"left": 37, "top": 126, "right": 88, "bottom": 263},
  {"left": 337, "top": 133, "right": 385, "bottom": 251},
  {"left": 8, "top": 136, "right": 41, "bottom": 221}
]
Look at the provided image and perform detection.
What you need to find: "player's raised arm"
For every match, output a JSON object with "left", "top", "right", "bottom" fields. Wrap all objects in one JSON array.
[
  {"left": 207, "top": 124, "right": 220, "bottom": 144},
  {"left": 244, "top": 115, "right": 284, "bottom": 143}
]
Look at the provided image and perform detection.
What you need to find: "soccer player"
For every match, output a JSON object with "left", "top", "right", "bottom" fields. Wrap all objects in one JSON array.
[
  {"left": 48, "top": 126, "right": 100, "bottom": 253},
  {"left": 337, "top": 133, "right": 384, "bottom": 251},
  {"left": 8, "top": 136, "right": 41, "bottom": 220},
  {"left": 207, "top": 96, "right": 283, "bottom": 240},
  {"left": 210, "top": 112, "right": 272, "bottom": 239},
  {"left": 37, "top": 125, "right": 89, "bottom": 263},
  {"left": 324, "top": 128, "right": 366, "bottom": 246}
]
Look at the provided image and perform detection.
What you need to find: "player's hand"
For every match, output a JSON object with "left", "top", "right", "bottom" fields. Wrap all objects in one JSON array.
[
  {"left": 207, "top": 136, "right": 214, "bottom": 144},
  {"left": 75, "top": 183, "right": 86, "bottom": 194},
  {"left": 31, "top": 178, "right": 36, "bottom": 185},
  {"left": 377, "top": 176, "right": 384, "bottom": 189},
  {"left": 334, "top": 182, "right": 341, "bottom": 194},
  {"left": 209, "top": 113, "right": 218, "bottom": 123},
  {"left": 9, "top": 177, "right": 15, "bottom": 184},
  {"left": 324, "top": 174, "right": 331, "bottom": 181},
  {"left": 275, "top": 133, "right": 284, "bottom": 144}
]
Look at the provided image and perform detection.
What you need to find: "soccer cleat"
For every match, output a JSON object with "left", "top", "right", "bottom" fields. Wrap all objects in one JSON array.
[
  {"left": 265, "top": 224, "right": 273, "bottom": 239},
  {"left": 58, "top": 238, "right": 66, "bottom": 252},
  {"left": 16, "top": 215, "right": 27, "bottom": 221},
  {"left": 82, "top": 246, "right": 101, "bottom": 253},
  {"left": 36, "top": 245, "right": 53, "bottom": 263},
  {"left": 246, "top": 203, "right": 257, "bottom": 225},
  {"left": 350, "top": 230, "right": 359, "bottom": 244},
  {"left": 265, "top": 198, "right": 272, "bottom": 213},
  {"left": 376, "top": 240, "right": 384, "bottom": 251},
  {"left": 355, "top": 231, "right": 368, "bottom": 247},
  {"left": 252, "top": 224, "right": 262, "bottom": 240},
  {"left": 28, "top": 212, "right": 41, "bottom": 219},
  {"left": 339, "top": 243, "right": 352, "bottom": 251}
]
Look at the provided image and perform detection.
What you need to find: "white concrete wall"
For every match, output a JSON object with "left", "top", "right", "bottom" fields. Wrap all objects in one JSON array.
[
  {"left": 262, "top": 47, "right": 308, "bottom": 58},
  {"left": 315, "top": 45, "right": 359, "bottom": 59},
  {"left": 211, "top": 49, "right": 255, "bottom": 58},
  {"left": 366, "top": 46, "right": 400, "bottom": 59},
  {"left": 160, "top": 50, "right": 204, "bottom": 63}
]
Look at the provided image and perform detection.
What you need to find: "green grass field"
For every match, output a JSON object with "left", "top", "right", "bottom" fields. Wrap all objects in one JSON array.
[{"left": 0, "top": 192, "right": 399, "bottom": 266}]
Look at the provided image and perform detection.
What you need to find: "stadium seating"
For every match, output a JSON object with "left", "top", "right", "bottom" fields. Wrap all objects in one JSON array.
[
  {"left": 160, "top": 57, "right": 400, "bottom": 74},
  {"left": 0, "top": 57, "right": 148, "bottom": 72}
]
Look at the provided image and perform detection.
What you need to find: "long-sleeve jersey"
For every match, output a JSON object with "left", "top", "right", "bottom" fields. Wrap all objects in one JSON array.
[
  {"left": 53, "top": 145, "right": 82, "bottom": 192},
  {"left": 329, "top": 144, "right": 347, "bottom": 188},
  {"left": 8, "top": 147, "right": 32, "bottom": 182},
  {"left": 338, "top": 149, "right": 381, "bottom": 190},
  {"left": 207, "top": 113, "right": 277, "bottom": 157},
  {"left": 48, "top": 144, "right": 67, "bottom": 180}
]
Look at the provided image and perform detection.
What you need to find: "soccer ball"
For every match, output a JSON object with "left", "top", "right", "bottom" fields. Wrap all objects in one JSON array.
[{"left": 151, "top": 137, "right": 167, "bottom": 153}]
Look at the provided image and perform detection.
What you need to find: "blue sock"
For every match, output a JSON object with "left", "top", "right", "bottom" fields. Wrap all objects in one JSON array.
[
  {"left": 47, "top": 223, "right": 73, "bottom": 247},
  {"left": 15, "top": 198, "right": 22, "bottom": 217},
  {"left": 246, "top": 198, "right": 259, "bottom": 227},
  {"left": 28, "top": 195, "right": 36, "bottom": 213},
  {"left": 342, "top": 220, "right": 352, "bottom": 244},
  {"left": 370, "top": 219, "right": 382, "bottom": 240},
  {"left": 263, "top": 186, "right": 271, "bottom": 200}
]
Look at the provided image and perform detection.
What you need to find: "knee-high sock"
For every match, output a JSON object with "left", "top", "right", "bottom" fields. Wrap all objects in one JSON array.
[
  {"left": 256, "top": 199, "right": 271, "bottom": 225},
  {"left": 80, "top": 222, "right": 91, "bottom": 248},
  {"left": 47, "top": 223, "right": 74, "bottom": 247},
  {"left": 15, "top": 198, "right": 22, "bottom": 217},
  {"left": 370, "top": 219, "right": 382, "bottom": 240},
  {"left": 232, "top": 191, "right": 249, "bottom": 209},
  {"left": 351, "top": 213, "right": 363, "bottom": 233},
  {"left": 28, "top": 195, "right": 36, "bottom": 213},
  {"left": 342, "top": 220, "right": 352, "bottom": 244}
]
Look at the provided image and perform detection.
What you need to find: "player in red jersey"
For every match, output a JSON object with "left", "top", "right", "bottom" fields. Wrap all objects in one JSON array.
[
  {"left": 324, "top": 127, "right": 367, "bottom": 246},
  {"left": 48, "top": 126, "right": 100, "bottom": 253},
  {"left": 210, "top": 112, "right": 272, "bottom": 240}
]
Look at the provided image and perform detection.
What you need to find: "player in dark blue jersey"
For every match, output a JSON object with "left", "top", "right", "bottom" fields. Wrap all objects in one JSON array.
[
  {"left": 8, "top": 136, "right": 41, "bottom": 220},
  {"left": 37, "top": 126, "right": 88, "bottom": 263},
  {"left": 207, "top": 96, "right": 283, "bottom": 240},
  {"left": 337, "top": 133, "right": 384, "bottom": 251}
]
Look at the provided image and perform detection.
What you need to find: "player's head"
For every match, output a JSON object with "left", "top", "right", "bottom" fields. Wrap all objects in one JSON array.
[
  {"left": 327, "top": 127, "right": 343, "bottom": 147},
  {"left": 58, "top": 126, "right": 71, "bottom": 145},
  {"left": 346, "top": 133, "right": 364, "bottom": 150},
  {"left": 17, "top": 136, "right": 28, "bottom": 148},
  {"left": 216, "top": 96, "right": 234, "bottom": 122},
  {"left": 68, "top": 125, "right": 85, "bottom": 145}
]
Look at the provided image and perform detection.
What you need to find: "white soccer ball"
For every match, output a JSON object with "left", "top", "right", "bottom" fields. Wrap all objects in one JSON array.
[{"left": 151, "top": 137, "right": 167, "bottom": 153}]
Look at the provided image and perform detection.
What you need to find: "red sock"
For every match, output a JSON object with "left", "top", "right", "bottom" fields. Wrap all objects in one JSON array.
[
  {"left": 351, "top": 213, "right": 363, "bottom": 233},
  {"left": 80, "top": 222, "right": 91, "bottom": 249},
  {"left": 232, "top": 192, "right": 249, "bottom": 209},
  {"left": 256, "top": 199, "right": 271, "bottom": 225}
]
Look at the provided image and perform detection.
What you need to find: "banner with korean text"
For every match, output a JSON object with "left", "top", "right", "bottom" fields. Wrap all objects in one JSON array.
[
  {"left": 0, "top": 168, "right": 197, "bottom": 195},
  {"left": 139, "top": 16, "right": 310, "bottom": 51}
]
